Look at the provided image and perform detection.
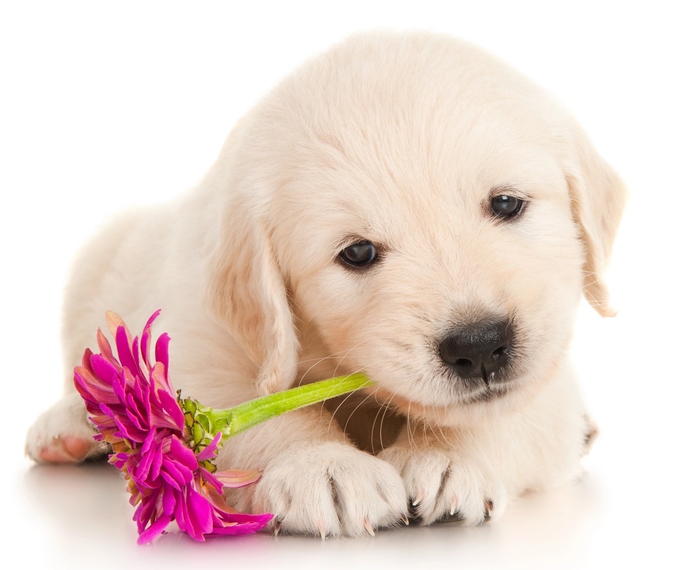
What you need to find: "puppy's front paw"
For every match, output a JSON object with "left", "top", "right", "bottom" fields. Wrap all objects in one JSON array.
[
  {"left": 25, "top": 392, "right": 107, "bottom": 463},
  {"left": 235, "top": 441, "right": 407, "bottom": 537},
  {"left": 379, "top": 446, "right": 507, "bottom": 526}
]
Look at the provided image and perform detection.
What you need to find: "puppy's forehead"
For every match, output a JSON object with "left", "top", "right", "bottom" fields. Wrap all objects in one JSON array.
[{"left": 255, "top": 35, "right": 573, "bottom": 240}]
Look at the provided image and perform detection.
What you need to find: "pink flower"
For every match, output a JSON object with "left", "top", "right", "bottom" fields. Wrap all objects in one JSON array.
[{"left": 73, "top": 310, "right": 273, "bottom": 544}]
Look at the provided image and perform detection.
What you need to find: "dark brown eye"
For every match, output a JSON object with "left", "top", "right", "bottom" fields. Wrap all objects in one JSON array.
[
  {"left": 339, "top": 240, "right": 378, "bottom": 267},
  {"left": 491, "top": 195, "right": 524, "bottom": 219}
]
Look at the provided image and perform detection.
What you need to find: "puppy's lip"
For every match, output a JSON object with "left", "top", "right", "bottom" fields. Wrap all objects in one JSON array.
[
  {"left": 457, "top": 371, "right": 515, "bottom": 390},
  {"left": 458, "top": 382, "right": 512, "bottom": 405}
]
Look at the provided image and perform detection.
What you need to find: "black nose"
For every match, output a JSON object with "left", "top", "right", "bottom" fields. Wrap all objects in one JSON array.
[{"left": 439, "top": 319, "right": 513, "bottom": 383}]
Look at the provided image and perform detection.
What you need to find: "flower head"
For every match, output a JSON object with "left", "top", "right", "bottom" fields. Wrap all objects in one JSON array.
[{"left": 73, "top": 310, "right": 272, "bottom": 544}]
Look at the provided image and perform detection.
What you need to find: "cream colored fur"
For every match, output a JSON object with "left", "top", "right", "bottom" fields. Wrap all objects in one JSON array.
[{"left": 26, "top": 32, "right": 626, "bottom": 537}]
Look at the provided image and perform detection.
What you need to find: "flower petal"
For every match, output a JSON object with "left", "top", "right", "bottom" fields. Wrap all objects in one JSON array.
[
  {"left": 105, "top": 311, "right": 128, "bottom": 340},
  {"left": 169, "top": 436, "right": 198, "bottom": 471},
  {"left": 74, "top": 365, "right": 119, "bottom": 406},
  {"left": 137, "top": 514, "right": 172, "bottom": 545},
  {"left": 184, "top": 486, "right": 213, "bottom": 540},
  {"left": 209, "top": 512, "right": 274, "bottom": 535},
  {"left": 154, "top": 333, "right": 170, "bottom": 377},
  {"left": 140, "top": 309, "right": 162, "bottom": 366},
  {"left": 115, "top": 325, "right": 139, "bottom": 378},
  {"left": 215, "top": 469, "right": 263, "bottom": 489},
  {"left": 96, "top": 328, "right": 118, "bottom": 369},
  {"left": 195, "top": 431, "right": 221, "bottom": 462},
  {"left": 163, "top": 486, "right": 177, "bottom": 517}
]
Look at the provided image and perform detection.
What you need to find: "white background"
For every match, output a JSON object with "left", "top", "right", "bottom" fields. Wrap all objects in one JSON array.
[{"left": 1, "top": 1, "right": 673, "bottom": 568}]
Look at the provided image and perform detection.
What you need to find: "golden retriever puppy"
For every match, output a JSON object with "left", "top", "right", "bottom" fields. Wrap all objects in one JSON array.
[{"left": 26, "top": 32, "right": 626, "bottom": 537}]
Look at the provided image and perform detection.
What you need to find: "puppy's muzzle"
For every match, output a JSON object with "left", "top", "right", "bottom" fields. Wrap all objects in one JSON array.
[{"left": 439, "top": 319, "right": 513, "bottom": 385}]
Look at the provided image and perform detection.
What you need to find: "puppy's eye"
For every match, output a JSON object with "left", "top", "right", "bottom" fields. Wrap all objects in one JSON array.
[
  {"left": 491, "top": 195, "right": 524, "bottom": 219},
  {"left": 339, "top": 240, "right": 378, "bottom": 267}
]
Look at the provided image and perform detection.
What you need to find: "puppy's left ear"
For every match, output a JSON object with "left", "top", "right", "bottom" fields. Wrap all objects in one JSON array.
[
  {"left": 567, "top": 124, "right": 628, "bottom": 317},
  {"left": 204, "top": 194, "right": 299, "bottom": 396}
]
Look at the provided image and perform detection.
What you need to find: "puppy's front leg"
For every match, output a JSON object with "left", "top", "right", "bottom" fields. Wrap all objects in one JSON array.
[
  {"left": 379, "top": 369, "right": 591, "bottom": 525},
  {"left": 217, "top": 404, "right": 408, "bottom": 537}
]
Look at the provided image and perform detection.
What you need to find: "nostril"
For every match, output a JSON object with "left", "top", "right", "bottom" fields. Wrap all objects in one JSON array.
[
  {"left": 455, "top": 358, "right": 474, "bottom": 367},
  {"left": 491, "top": 346, "right": 508, "bottom": 360}
]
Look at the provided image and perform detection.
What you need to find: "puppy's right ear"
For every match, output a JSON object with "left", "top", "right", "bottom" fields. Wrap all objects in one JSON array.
[{"left": 205, "top": 195, "right": 298, "bottom": 395}]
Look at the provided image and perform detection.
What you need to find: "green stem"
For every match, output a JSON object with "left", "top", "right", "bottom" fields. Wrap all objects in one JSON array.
[{"left": 210, "top": 373, "right": 373, "bottom": 440}]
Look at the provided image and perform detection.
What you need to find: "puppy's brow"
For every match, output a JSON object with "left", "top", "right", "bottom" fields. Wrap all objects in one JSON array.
[{"left": 488, "top": 185, "right": 528, "bottom": 199}]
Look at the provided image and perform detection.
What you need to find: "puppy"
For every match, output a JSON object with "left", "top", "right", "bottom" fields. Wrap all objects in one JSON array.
[{"left": 26, "top": 32, "right": 626, "bottom": 537}]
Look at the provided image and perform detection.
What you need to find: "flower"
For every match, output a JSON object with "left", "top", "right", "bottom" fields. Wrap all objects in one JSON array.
[{"left": 73, "top": 310, "right": 273, "bottom": 544}]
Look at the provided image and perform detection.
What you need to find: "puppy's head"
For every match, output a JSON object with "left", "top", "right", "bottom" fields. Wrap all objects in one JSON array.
[{"left": 207, "top": 33, "right": 626, "bottom": 424}]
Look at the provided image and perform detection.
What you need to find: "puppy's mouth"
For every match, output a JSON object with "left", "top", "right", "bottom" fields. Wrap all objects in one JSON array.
[{"left": 455, "top": 376, "right": 514, "bottom": 405}]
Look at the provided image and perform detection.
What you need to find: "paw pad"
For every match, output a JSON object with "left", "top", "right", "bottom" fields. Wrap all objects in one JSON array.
[{"left": 38, "top": 435, "right": 99, "bottom": 463}]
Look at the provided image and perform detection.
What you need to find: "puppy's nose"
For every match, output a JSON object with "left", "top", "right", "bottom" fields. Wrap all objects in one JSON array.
[{"left": 439, "top": 319, "right": 513, "bottom": 383}]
